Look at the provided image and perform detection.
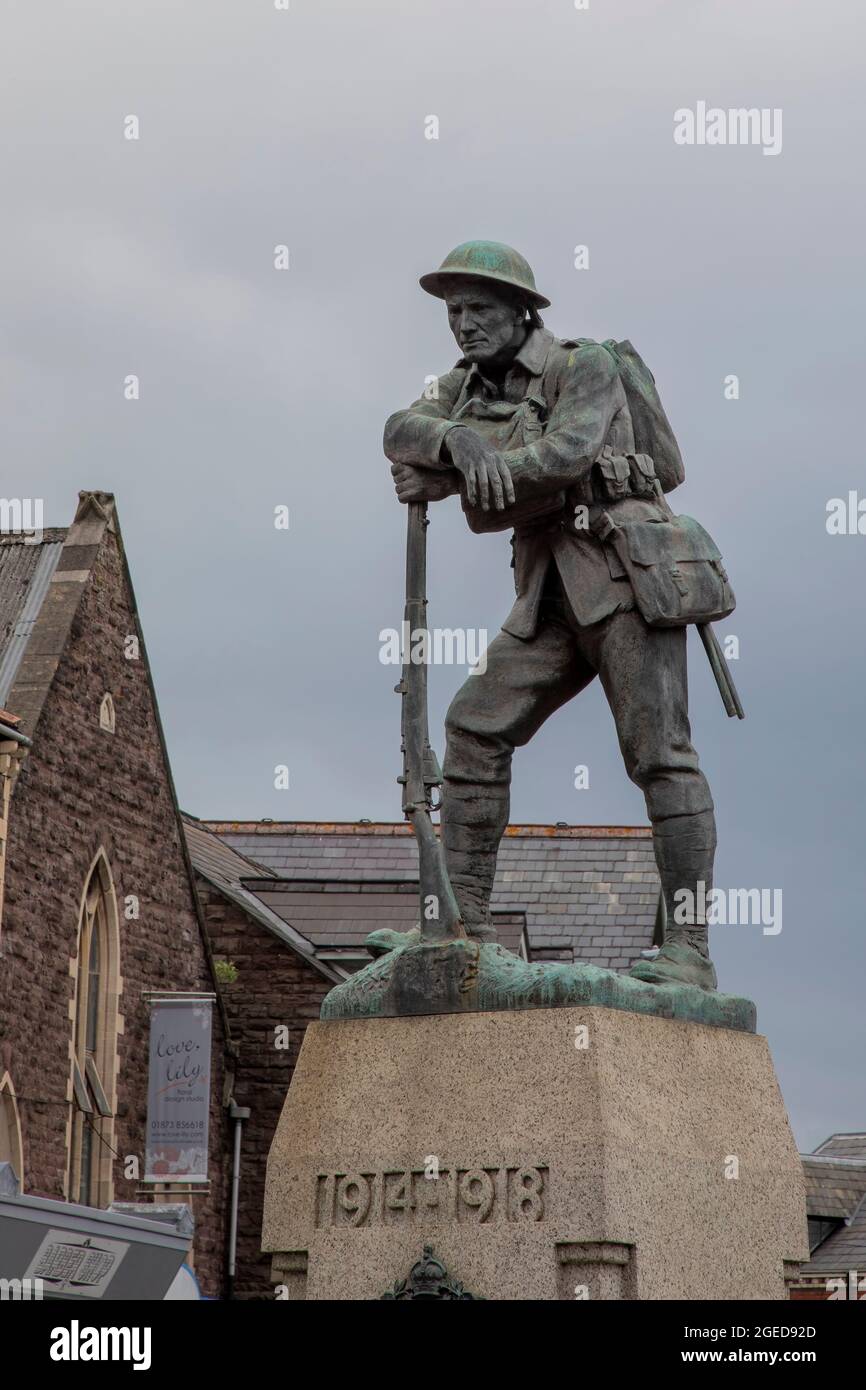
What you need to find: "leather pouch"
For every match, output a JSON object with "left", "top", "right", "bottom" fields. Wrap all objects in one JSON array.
[
  {"left": 596, "top": 512, "right": 736, "bottom": 626},
  {"left": 628, "top": 452, "right": 658, "bottom": 497}
]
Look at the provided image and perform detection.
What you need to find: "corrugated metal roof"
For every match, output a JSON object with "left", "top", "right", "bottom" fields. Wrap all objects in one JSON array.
[
  {"left": 203, "top": 821, "right": 659, "bottom": 969},
  {"left": 0, "top": 534, "right": 65, "bottom": 706}
]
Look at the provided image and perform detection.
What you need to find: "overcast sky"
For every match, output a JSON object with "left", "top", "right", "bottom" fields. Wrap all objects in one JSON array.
[{"left": 3, "top": 0, "right": 864, "bottom": 1150}]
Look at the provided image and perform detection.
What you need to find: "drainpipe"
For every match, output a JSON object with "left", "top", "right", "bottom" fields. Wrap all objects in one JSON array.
[
  {"left": 226, "top": 1101, "right": 250, "bottom": 1300},
  {"left": 0, "top": 722, "right": 31, "bottom": 747}
]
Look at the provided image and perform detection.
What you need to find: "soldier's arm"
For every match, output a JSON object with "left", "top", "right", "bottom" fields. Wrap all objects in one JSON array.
[
  {"left": 502, "top": 342, "right": 620, "bottom": 498},
  {"left": 383, "top": 368, "right": 466, "bottom": 470},
  {"left": 459, "top": 343, "right": 620, "bottom": 533}
]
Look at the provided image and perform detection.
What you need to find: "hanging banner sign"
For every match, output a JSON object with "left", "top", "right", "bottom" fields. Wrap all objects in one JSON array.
[{"left": 144, "top": 997, "right": 213, "bottom": 1184}]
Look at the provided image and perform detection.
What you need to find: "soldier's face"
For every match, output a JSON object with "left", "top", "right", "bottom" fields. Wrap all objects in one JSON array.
[{"left": 443, "top": 280, "right": 525, "bottom": 366}]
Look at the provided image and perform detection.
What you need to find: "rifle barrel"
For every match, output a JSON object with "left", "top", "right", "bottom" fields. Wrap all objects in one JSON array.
[{"left": 400, "top": 502, "right": 466, "bottom": 942}]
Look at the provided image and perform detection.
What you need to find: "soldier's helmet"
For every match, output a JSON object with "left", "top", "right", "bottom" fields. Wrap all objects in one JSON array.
[{"left": 419, "top": 240, "right": 551, "bottom": 309}]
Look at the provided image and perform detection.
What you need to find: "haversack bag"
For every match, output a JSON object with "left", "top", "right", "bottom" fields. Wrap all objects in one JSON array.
[{"left": 595, "top": 507, "right": 736, "bottom": 627}]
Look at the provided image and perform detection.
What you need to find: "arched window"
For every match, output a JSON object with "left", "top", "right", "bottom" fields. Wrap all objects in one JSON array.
[
  {"left": 0, "top": 1072, "right": 24, "bottom": 1190},
  {"left": 99, "top": 693, "right": 116, "bottom": 733},
  {"left": 68, "top": 852, "right": 121, "bottom": 1208}
]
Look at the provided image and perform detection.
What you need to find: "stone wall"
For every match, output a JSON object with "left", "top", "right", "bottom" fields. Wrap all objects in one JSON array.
[
  {"left": 197, "top": 881, "right": 332, "bottom": 1298},
  {"left": 0, "top": 527, "right": 231, "bottom": 1296}
]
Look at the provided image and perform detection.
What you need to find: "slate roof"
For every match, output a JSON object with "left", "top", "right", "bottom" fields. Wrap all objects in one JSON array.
[
  {"left": 202, "top": 821, "right": 660, "bottom": 970},
  {"left": 245, "top": 882, "right": 527, "bottom": 957},
  {"left": 802, "top": 1156, "right": 866, "bottom": 1220},
  {"left": 184, "top": 815, "right": 277, "bottom": 889},
  {"left": 0, "top": 495, "right": 122, "bottom": 738},
  {"left": 182, "top": 816, "right": 340, "bottom": 983},
  {"left": 799, "top": 1135, "right": 866, "bottom": 1278},
  {"left": 0, "top": 531, "right": 65, "bottom": 707},
  {"left": 813, "top": 1133, "right": 866, "bottom": 1161},
  {"left": 803, "top": 1199, "right": 866, "bottom": 1276}
]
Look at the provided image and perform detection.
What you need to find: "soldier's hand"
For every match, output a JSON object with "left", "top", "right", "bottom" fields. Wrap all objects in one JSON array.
[
  {"left": 446, "top": 427, "right": 515, "bottom": 511},
  {"left": 391, "top": 462, "right": 459, "bottom": 504}
]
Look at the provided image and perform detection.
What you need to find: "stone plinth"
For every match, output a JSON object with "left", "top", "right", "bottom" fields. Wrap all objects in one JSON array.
[{"left": 262, "top": 1007, "right": 808, "bottom": 1300}]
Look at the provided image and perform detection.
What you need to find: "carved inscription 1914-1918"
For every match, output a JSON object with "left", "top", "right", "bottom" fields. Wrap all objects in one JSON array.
[{"left": 315, "top": 1165, "right": 547, "bottom": 1228}]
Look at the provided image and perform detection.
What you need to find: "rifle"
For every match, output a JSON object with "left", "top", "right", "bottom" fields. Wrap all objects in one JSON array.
[{"left": 396, "top": 502, "right": 467, "bottom": 944}]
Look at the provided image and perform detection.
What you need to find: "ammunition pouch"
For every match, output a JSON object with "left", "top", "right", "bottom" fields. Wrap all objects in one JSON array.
[
  {"left": 628, "top": 452, "right": 659, "bottom": 497},
  {"left": 596, "top": 450, "right": 631, "bottom": 501},
  {"left": 593, "top": 511, "right": 736, "bottom": 627},
  {"left": 594, "top": 447, "right": 660, "bottom": 503}
]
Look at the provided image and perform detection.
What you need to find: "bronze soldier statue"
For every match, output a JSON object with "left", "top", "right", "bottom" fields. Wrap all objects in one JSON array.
[{"left": 385, "top": 240, "right": 738, "bottom": 993}]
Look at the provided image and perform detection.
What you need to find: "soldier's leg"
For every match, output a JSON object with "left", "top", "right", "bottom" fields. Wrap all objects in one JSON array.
[
  {"left": 442, "top": 614, "right": 594, "bottom": 941},
  {"left": 582, "top": 610, "right": 718, "bottom": 989}
]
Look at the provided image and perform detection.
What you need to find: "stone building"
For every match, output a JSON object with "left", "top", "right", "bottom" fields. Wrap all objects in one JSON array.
[
  {"left": 0, "top": 492, "right": 232, "bottom": 1296},
  {"left": 790, "top": 1134, "right": 866, "bottom": 1300},
  {"left": 183, "top": 818, "right": 342, "bottom": 1297}
]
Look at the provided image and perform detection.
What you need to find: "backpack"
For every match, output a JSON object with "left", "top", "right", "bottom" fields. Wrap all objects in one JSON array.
[{"left": 597, "top": 338, "right": 685, "bottom": 492}]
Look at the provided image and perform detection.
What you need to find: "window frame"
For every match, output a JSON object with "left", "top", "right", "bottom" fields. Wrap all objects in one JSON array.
[{"left": 67, "top": 851, "right": 121, "bottom": 1208}]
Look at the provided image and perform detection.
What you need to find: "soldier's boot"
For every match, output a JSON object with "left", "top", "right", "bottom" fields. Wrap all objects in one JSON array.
[
  {"left": 631, "top": 936, "right": 717, "bottom": 991},
  {"left": 629, "top": 809, "right": 718, "bottom": 991},
  {"left": 369, "top": 806, "right": 505, "bottom": 956},
  {"left": 451, "top": 886, "right": 498, "bottom": 944},
  {"left": 439, "top": 790, "right": 505, "bottom": 944}
]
